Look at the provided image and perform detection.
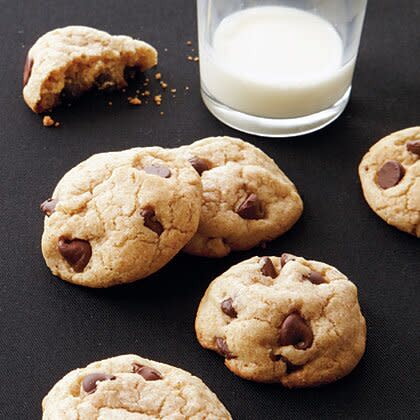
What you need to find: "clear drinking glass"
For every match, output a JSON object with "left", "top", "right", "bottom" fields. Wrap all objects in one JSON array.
[{"left": 197, "top": 0, "right": 367, "bottom": 137}]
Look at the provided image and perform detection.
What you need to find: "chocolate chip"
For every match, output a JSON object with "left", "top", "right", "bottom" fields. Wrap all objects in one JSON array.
[
  {"left": 236, "top": 194, "right": 264, "bottom": 220},
  {"left": 306, "top": 271, "right": 326, "bottom": 285},
  {"left": 140, "top": 207, "right": 163, "bottom": 235},
  {"left": 279, "top": 313, "right": 313, "bottom": 350},
  {"left": 407, "top": 140, "right": 420, "bottom": 156},
  {"left": 221, "top": 298, "right": 237, "bottom": 318},
  {"left": 58, "top": 237, "right": 92, "bottom": 272},
  {"left": 280, "top": 253, "right": 295, "bottom": 267},
  {"left": 23, "top": 54, "right": 33, "bottom": 87},
  {"left": 188, "top": 156, "right": 210, "bottom": 175},
  {"left": 144, "top": 164, "right": 171, "bottom": 178},
  {"left": 132, "top": 363, "right": 162, "bottom": 380},
  {"left": 215, "top": 337, "right": 235, "bottom": 359},
  {"left": 376, "top": 160, "right": 405, "bottom": 189},
  {"left": 260, "top": 257, "right": 277, "bottom": 278},
  {"left": 82, "top": 373, "right": 116, "bottom": 394},
  {"left": 40, "top": 198, "right": 57, "bottom": 216}
]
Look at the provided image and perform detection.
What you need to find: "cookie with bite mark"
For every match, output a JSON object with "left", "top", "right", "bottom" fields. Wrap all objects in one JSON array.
[{"left": 23, "top": 26, "right": 157, "bottom": 113}]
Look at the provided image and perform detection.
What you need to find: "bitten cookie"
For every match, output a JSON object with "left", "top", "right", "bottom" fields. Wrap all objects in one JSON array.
[
  {"left": 195, "top": 254, "right": 366, "bottom": 387},
  {"left": 359, "top": 127, "right": 420, "bottom": 237},
  {"left": 176, "top": 137, "right": 303, "bottom": 257},
  {"left": 41, "top": 147, "right": 202, "bottom": 288},
  {"left": 42, "top": 354, "right": 232, "bottom": 419},
  {"left": 23, "top": 26, "right": 157, "bottom": 113}
]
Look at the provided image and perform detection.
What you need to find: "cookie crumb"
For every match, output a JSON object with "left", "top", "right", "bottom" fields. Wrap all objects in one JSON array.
[
  {"left": 186, "top": 40, "right": 192, "bottom": 46},
  {"left": 142, "top": 90, "right": 151, "bottom": 97},
  {"left": 185, "top": 86, "right": 190, "bottom": 91},
  {"left": 129, "top": 97, "right": 142, "bottom": 105},
  {"left": 194, "top": 56, "right": 199, "bottom": 62},
  {"left": 187, "top": 55, "right": 193, "bottom": 61},
  {"left": 170, "top": 88, "right": 177, "bottom": 94},
  {"left": 155, "top": 72, "right": 162, "bottom": 80},
  {"left": 160, "top": 111, "right": 164, "bottom": 116},
  {"left": 154, "top": 95, "right": 162, "bottom": 106},
  {"left": 54, "top": 122, "right": 60, "bottom": 128},
  {"left": 108, "top": 101, "right": 113, "bottom": 106},
  {"left": 160, "top": 81, "right": 168, "bottom": 89},
  {"left": 42, "top": 115, "right": 55, "bottom": 127}
]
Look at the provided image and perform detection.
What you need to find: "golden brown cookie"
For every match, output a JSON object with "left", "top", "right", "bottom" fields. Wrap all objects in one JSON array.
[
  {"left": 41, "top": 147, "right": 201, "bottom": 288},
  {"left": 195, "top": 254, "right": 366, "bottom": 387},
  {"left": 23, "top": 26, "right": 157, "bottom": 112},
  {"left": 359, "top": 127, "right": 420, "bottom": 237},
  {"left": 176, "top": 137, "right": 303, "bottom": 257},
  {"left": 42, "top": 354, "right": 232, "bottom": 419}
]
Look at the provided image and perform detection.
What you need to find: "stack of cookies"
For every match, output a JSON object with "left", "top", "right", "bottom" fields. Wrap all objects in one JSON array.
[{"left": 40, "top": 136, "right": 304, "bottom": 287}]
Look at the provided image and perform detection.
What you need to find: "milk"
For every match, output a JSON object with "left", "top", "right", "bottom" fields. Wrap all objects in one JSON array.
[{"left": 200, "top": 6, "right": 355, "bottom": 118}]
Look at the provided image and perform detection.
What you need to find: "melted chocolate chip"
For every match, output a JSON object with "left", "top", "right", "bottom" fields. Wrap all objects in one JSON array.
[
  {"left": 215, "top": 337, "right": 235, "bottom": 359},
  {"left": 58, "top": 237, "right": 92, "bottom": 272},
  {"left": 132, "top": 363, "right": 162, "bottom": 380},
  {"left": 260, "top": 257, "right": 277, "bottom": 278},
  {"left": 280, "top": 253, "right": 295, "bottom": 267},
  {"left": 82, "top": 373, "right": 116, "bottom": 394},
  {"left": 407, "top": 140, "right": 420, "bottom": 156},
  {"left": 221, "top": 298, "right": 237, "bottom": 318},
  {"left": 140, "top": 207, "right": 164, "bottom": 235},
  {"left": 40, "top": 198, "right": 58, "bottom": 216},
  {"left": 279, "top": 313, "right": 313, "bottom": 350},
  {"left": 23, "top": 54, "right": 33, "bottom": 87},
  {"left": 306, "top": 271, "right": 326, "bottom": 285},
  {"left": 188, "top": 156, "right": 210, "bottom": 175},
  {"left": 144, "top": 164, "right": 171, "bottom": 178},
  {"left": 236, "top": 194, "right": 264, "bottom": 220},
  {"left": 376, "top": 160, "right": 405, "bottom": 189}
]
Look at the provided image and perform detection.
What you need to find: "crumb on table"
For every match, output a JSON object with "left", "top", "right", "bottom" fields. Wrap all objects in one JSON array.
[
  {"left": 42, "top": 115, "right": 56, "bottom": 127},
  {"left": 129, "top": 97, "right": 142, "bottom": 105},
  {"left": 154, "top": 95, "right": 162, "bottom": 106}
]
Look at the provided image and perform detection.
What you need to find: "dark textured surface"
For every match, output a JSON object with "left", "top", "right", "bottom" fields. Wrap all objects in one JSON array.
[{"left": 0, "top": 1, "right": 419, "bottom": 419}]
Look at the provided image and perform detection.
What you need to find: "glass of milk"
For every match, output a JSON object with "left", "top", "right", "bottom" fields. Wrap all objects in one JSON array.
[{"left": 197, "top": 0, "right": 367, "bottom": 137}]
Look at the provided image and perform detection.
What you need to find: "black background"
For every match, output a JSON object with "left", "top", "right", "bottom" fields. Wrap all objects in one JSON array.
[{"left": 0, "top": 1, "right": 419, "bottom": 419}]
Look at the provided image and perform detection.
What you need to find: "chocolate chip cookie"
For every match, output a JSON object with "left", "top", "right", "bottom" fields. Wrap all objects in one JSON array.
[
  {"left": 23, "top": 26, "right": 157, "bottom": 113},
  {"left": 195, "top": 254, "right": 366, "bottom": 387},
  {"left": 41, "top": 147, "right": 202, "bottom": 287},
  {"left": 359, "top": 127, "right": 420, "bottom": 237},
  {"left": 42, "top": 354, "right": 232, "bottom": 419},
  {"left": 177, "top": 137, "right": 303, "bottom": 257}
]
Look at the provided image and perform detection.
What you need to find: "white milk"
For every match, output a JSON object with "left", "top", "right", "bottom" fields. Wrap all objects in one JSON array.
[{"left": 200, "top": 6, "right": 355, "bottom": 118}]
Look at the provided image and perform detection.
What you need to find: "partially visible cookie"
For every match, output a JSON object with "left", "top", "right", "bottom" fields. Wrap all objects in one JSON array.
[
  {"left": 176, "top": 137, "right": 303, "bottom": 257},
  {"left": 23, "top": 26, "right": 157, "bottom": 113},
  {"left": 195, "top": 254, "right": 366, "bottom": 387},
  {"left": 359, "top": 127, "right": 420, "bottom": 237},
  {"left": 41, "top": 147, "right": 201, "bottom": 288},
  {"left": 42, "top": 354, "right": 232, "bottom": 419}
]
